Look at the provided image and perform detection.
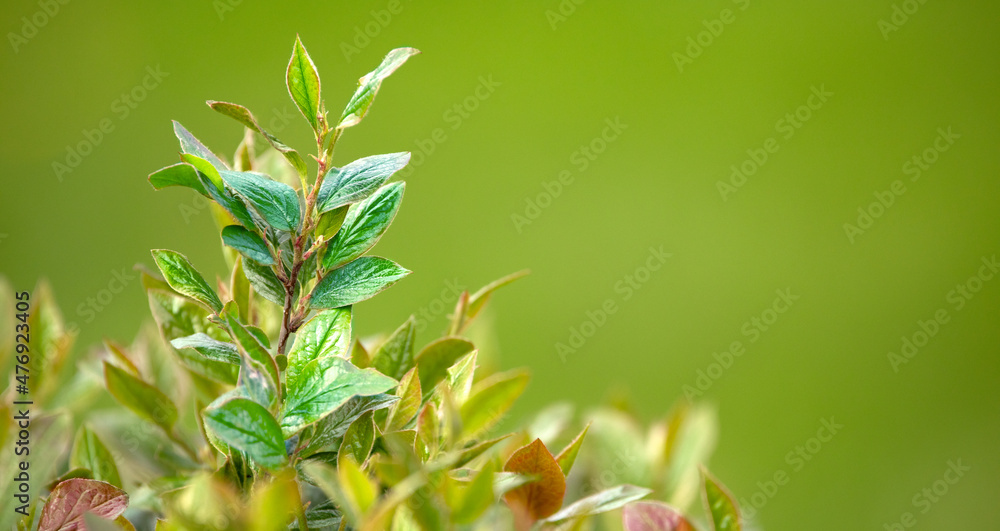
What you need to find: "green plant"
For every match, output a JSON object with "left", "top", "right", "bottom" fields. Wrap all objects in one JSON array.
[{"left": 1, "top": 38, "right": 745, "bottom": 531}]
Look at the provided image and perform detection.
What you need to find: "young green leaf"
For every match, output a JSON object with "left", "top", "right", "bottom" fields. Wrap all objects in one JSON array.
[
  {"left": 544, "top": 484, "right": 651, "bottom": 524},
  {"left": 315, "top": 205, "right": 349, "bottom": 241},
  {"left": 231, "top": 257, "right": 251, "bottom": 321},
  {"left": 38, "top": 479, "right": 129, "bottom": 531},
  {"left": 701, "top": 467, "right": 742, "bottom": 531},
  {"left": 300, "top": 394, "right": 397, "bottom": 458},
  {"left": 503, "top": 439, "right": 567, "bottom": 527},
  {"left": 371, "top": 316, "right": 416, "bottom": 380},
  {"left": 206, "top": 100, "right": 308, "bottom": 177},
  {"left": 415, "top": 337, "right": 475, "bottom": 394},
  {"left": 385, "top": 367, "right": 421, "bottom": 432},
  {"left": 447, "top": 351, "right": 477, "bottom": 404},
  {"left": 71, "top": 427, "right": 122, "bottom": 488},
  {"left": 322, "top": 182, "right": 404, "bottom": 270},
  {"left": 555, "top": 423, "right": 590, "bottom": 477},
  {"left": 242, "top": 257, "right": 286, "bottom": 305},
  {"left": 220, "top": 170, "right": 301, "bottom": 232},
  {"left": 415, "top": 402, "right": 439, "bottom": 460},
  {"left": 148, "top": 162, "right": 208, "bottom": 196},
  {"left": 281, "top": 356, "right": 397, "bottom": 437},
  {"left": 460, "top": 369, "right": 530, "bottom": 438},
  {"left": 286, "top": 307, "right": 352, "bottom": 387},
  {"left": 104, "top": 362, "right": 178, "bottom": 431},
  {"left": 173, "top": 120, "right": 228, "bottom": 171},
  {"left": 451, "top": 461, "right": 496, "bottom": 524},
  {"left": 622, "top": 501, "right": 696, "bottom": 531},
  {"left": 151, "top": 250, "right": 223, "bottom": 312},
  {"left": 338, "top": 410, "right": 376, "bottom": 466},
  {"left": 316, "top": 153, "right": 410, "bottom": 213},
  {"left": 310, "top": 256, "right": 410, "bottom": 309},
  {"left": 464, "top": 270, "right": 529, "bottom": 325},
  {"left": 338, "top": 47, "right": 420, "bottom": 129},
  {"left": 221, "top": 225, "right": 274, "bottom": 265},
  {"left": 286, "top": 35, "right": 322, "bottom": 132},
  {"left": 204, "top": 398, "right": 288, "bottom": 470}
]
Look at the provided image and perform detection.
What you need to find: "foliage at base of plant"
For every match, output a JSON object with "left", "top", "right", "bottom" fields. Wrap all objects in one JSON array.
[{"left": 0, "top": 37, "right": 746, "bottom": 531}]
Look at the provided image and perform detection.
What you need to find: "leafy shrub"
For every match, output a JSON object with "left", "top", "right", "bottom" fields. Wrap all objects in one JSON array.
[{"left": 0, "top": 37, "right": 744, "bottom": 531}]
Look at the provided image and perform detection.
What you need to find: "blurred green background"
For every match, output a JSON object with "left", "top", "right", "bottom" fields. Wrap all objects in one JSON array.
[{"left": 2, "top": 0, "right": 998, "bottom": 528}]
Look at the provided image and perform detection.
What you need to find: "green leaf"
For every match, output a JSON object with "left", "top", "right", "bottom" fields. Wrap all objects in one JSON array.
[
  {"left": 281, "top": 356, "right": 397, "bottom": 437},
  {"left": 544, "top": 484, "right": 651, "bottom": 524},
  {"left": 460, "top": 369, "right": 530, "bottom": 438},
  {"left": 286, "top": 308, "right": 352, "bottom": 389},
  {"left": 221, "top": 302, "right": 280, "bottom": 397},
  {"left": 322, "top": 182, "right": 404, "bottom": 270},
  {"left": 385, "top": 367, "right": 420, "bottom": 432},
  {"left": 451, "top": 461, "right": 496, "bottom": 524},
  {"left": 447, "top": 351, "right": 477, "bottom": 404},
  {"left": 415, "top": 337, "right": 475, "bottom": 394},
  {"left": 148, "top": 162, "right": 208, "bottom": 196},
  {"left": 300, "top": 394, "right": 397, "bottom": 457},
  {"left": 38, "top": 479, "right": 129, "bottom": 531},
  {"left": 622, "top": 501, "right": 696, "bottom": 531},
  {"left": 315, "top": 205, "right": 349, "bottom": 241},
  {"left": 701, "top": 467, "right": 742, "bottom": 531},
  {"left": 338, "top": 410, "right": 376, "bottom": 465},
  {"left": 151, "top": 250, "right": 223, "bottom": 312},
  {"left": 173, "top": 120, "right": 228, "bottom": 172},
  {"left": 555, "top": 423, "right": 590, "bottom": 477},
  {"left": 286, "top": 35, "right": 322, "bottom": 132},
  {"left": 317, "top": 153, "right": 410, "bottom": 214},
  {"left": 104, "top": 362, "right": 178, "bottom": 431},
  {"left": 288, "top": 500, "right": 341, "bottom": 530},
  {"left": 242, "top": 258, "right": 286, "bottom": 305},
  {"left": 221, "top": 225, "right": 274, "bottom": 265},
  {"left": 239, "top": 355, "right": 277, "bottom": 410},
  {"left": 466, "top": 270, "right": 529, "bottom": 321},
  {"left": 371, "top": 316, "right": 417, "bottom": 380},
  {"left": 310, "top": 256, "right": 410, "bottom": 309},
  {"left": 170, "top": 332, "right": 240, "bottom": 365},
  {"left": 204, "top": 398, "right": 288, "bottom": 470},
  {"left": 220, "top": 170, "right": 301, "bottom": 232},
  {"left": 146, "top": 288, "right": 238, "bottom": 384},
  {"left": 338, "top": 47, "right": 420, "bottom": 129},
  {"left": 71, "top": 427, "right": 122, "bottom": 488},
  {"left": 231, "top": 257, "right": 251, "bottom": 321},
  {"left": 207, "top": 100, "right": 308, "bottom": 177}
]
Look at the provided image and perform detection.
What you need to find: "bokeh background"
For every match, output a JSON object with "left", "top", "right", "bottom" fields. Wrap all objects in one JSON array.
[{"left": 2, "top": 0, "right": 998, "bottom": 528}]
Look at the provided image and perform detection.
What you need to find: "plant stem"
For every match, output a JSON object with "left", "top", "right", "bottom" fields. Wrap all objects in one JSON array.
[{"left": 296, "top": 504, "right": 309, "bottom": 531}]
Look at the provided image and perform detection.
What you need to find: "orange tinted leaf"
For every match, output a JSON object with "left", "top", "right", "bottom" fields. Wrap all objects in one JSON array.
[{"left": 503, "top": 439, "right": 566, "bottom": 528}]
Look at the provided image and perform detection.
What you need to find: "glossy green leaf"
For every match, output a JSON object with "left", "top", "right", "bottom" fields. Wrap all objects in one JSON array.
[
  {"left": 415, "top": 337, "right": 474, "bottom": 394},
  {"left": 204, "top": 398, "right": 288, "bottom": 470},
  {"left": 170, "top": 333, "right": 239, "bottom": 365},
  {"left": 239, "top": 356, "right": 277, "bottom": 410},
  {"left": 622, "top": 501, "right": 696, "bottom": 531},
  {"left": 372, "top": 316, "right": 416, "bottom": 380},
  {"left": 316, "top": 153, "right": 410, "bottom": 213},
  {"left": 555, "top": 423, "right": 590, "bottom": 477},
  {"left": 207, "top": 100, "right": 308, "bottom": 177},
  {"left": 281, "top": 356, "right": 397, "bottom": 437},
  {"left": 220, "top": 170, "right": 301, "bottom": 232},
  {"left": 104, "top": 362, "right": 177, "bottom": 431},
  {"left": 300, "top": 394, "right": 397, "bottom": 457},
  {"left": 71, "top": 427, "right": 122, "bottom": 488},
  {"left": 385, "top": 367, "right": 421, "bottom": 432},
  {"left": 338, "top": 410, "right": 376, "bottom": 465},
  {"left": 701, "top": 468, "right": 741, "bottom": 531},
  {"left": 242, "top": 258, "right": 286, "bottom": 305},
  {"left": 173, "top": 120, "right": 228, "bottom": 172},
  {"left": 221, "top": 302, "right": 280, "bottom": 396},
  {"left": 322, "top": 182, "right": 404, "bottom": 270},
  {"left": 38, "top": 479, "right": 129, "bottom": 531},
  {"left": 310, "top": 256, "right": 410, "bottom": 309},
  {"left": 544, "top": 484, "right": 652, "bottom": 523},
  {"left": 289, "top": 500, "right": 341, "bottom": 530},
  {"left": 460, "top": 369, "right": 530, "bottom": 438},
  {"left": 286, "top": 36, "right": 321, "bottom": 132},
  {"left": 286, "top": 307, "right": 352, "bottom": 388},
  {"left": 338, "top": 47, "right": 420, "bottom": 129},
  {"left": 148, "top": 162, "right": 208, "bottom": 196},
  {"left": 221, "top": 225, "right": 273, "bottom": 265},
  {"left": 151, "top": 250, "right": 223, "bottom": 312}
]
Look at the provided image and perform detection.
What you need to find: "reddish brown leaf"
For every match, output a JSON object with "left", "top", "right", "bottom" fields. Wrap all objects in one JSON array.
[
  {"left": 39, "top": 478, "right": 129, "bottom": 531},
  {"left": 623, "top": 501, "right": 696, "bottom": 531},
  {"left": 503, "top": 438, "right": 566, "bottom": 529}
]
